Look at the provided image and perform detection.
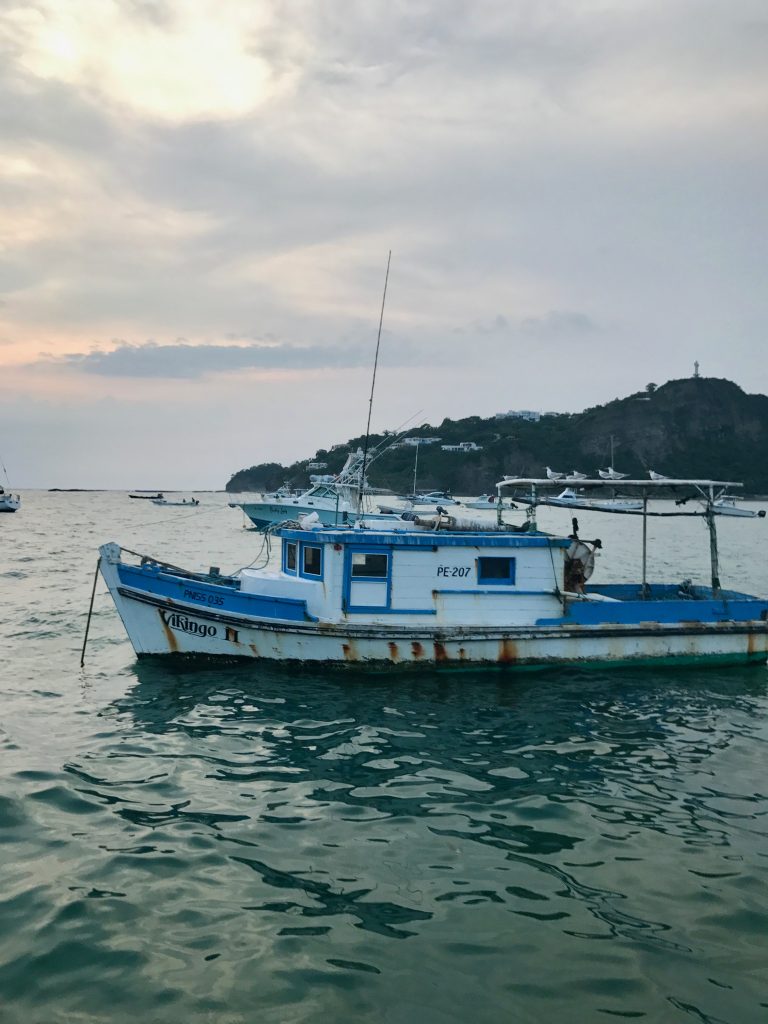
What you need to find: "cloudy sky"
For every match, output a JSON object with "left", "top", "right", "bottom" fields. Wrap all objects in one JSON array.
[{"left": 1, "top": 0, "right": 766, "bottom": 488}]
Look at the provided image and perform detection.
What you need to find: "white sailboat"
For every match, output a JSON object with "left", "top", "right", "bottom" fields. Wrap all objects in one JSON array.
[{"left": 0, "top": 456, "right": 20, "bottom": 512}]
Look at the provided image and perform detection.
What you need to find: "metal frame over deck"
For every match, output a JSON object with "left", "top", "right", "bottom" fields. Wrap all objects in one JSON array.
[{"left": 495, "top": 477, "right": 750, "bottom": 599}]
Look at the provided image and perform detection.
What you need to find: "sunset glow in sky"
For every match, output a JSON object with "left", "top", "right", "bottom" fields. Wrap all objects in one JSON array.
[{"left": 1, "top": 1, "right": 766, "bottom": 487}]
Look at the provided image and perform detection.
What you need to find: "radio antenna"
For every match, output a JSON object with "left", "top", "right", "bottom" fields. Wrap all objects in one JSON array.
[{"left": 357, "top": 250, "right": 391, "bottom": 515}]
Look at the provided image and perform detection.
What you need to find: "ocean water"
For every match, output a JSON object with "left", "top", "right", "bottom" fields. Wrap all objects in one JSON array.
[{"left": 2, "top": 492, "right": 768, "bottom": 1024}]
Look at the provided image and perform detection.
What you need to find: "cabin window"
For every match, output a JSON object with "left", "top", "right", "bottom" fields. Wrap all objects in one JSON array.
[
  {"left": 351, "top": 552, "right": 389, "bottom": 579},
  {"left": 284, "top": 542, "right": 297, "bottom": 574},
  {"left": 302, "top": 545, "right": 323, "bottom": 577},
  {"left": 477, "top": 556, "right": 516, "bottom": 584}
]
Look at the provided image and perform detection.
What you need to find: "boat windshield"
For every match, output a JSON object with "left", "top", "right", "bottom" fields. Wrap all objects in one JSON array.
[{"left": 306, "top": 485, "right": 338, "bottom": 499}]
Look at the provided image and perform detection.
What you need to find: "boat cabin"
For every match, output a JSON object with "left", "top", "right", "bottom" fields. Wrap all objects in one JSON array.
[{"left": 237, "top": 526, "right": 571, "bottom": 626}]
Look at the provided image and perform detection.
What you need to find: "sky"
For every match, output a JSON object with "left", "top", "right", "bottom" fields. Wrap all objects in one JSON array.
[{"left": 1, "top": 0, "right": 766, "bottom": 488}]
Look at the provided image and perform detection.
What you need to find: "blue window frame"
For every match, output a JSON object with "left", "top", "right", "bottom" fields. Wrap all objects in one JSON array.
[
  {"left": 351, "top": 551, "right": 389, "bottom": 579},
  {"left": 300, "top": 543, "right": 323, "bottom": 579},
  {"left": 477, "top": 556, "right": 516, "bottom": 585},
  {"left": 283, "top": 541, "right": 297, "bottom": 575}
]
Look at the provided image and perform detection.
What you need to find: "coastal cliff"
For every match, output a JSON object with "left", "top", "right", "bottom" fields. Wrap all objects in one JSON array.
[{"left": 226, "top": 376, "right": 768, "bottom": 495}]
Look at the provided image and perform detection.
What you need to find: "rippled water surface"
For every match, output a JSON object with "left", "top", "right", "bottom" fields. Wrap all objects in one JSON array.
[{"left": 2, "top": 492, "right": 768, "bottom": 1023}]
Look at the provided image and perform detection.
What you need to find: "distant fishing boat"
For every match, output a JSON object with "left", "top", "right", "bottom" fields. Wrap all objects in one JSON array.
[
  {"left": 152, "top": 497, "right": 200, "bottom": 507},
  {"left": 130, "top": 492, "right": 164, "bottom": 500},
  {"left": 712, "top": 495, "right": 766, "bottom": 519},
  {"left": 519, "top": 487, "right": 643, "bottom": 512},
  {"left": 463, "top": 493, "right": 517, "bottom": 510},
  {"left": 395, "top": 490, "right": 460, "bottom": 507},
  {"left": 230, "top": 450, "right": 404, "bottom": 530}
]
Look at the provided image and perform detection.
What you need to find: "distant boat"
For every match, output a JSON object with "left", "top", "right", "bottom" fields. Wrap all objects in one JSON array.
[
  {"left": 463, "top": 493, "right": 517, "bottom": 510},
  {"left": 712, "top": 495, "right": 766, "bottom": 519},
  {"left": 130, "top": 492, "right": 164, "bottom": 500},
  {"left": 519, "top": 487, "right": 643, "bottom": 512},
  {"left": 231, "top": 449, "right": 405, "bottom": 530},
  {"left": 395, "top": 490, "right": 460, "bottom": 507},
  {"left": 152, "top": 497, "right": 200, "bottom": 507},
  {"left": 0, "top": 487, "right": 20, "bottom": 513},
  {"left": 0, "top": 455, "right": 20, "bottom": 512}
]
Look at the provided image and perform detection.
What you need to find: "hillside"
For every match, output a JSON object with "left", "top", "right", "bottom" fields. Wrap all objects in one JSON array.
[{"left": 225, "top": 376, "right": 768, "bottom": 495}]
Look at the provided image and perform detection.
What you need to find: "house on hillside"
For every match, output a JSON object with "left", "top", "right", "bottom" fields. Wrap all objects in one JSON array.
[
  {"left": 441, "top": 441, "right": 484, "bottom": 452},
  {"left": 495, "top": 409, "right": 541, "bottom": 422}
]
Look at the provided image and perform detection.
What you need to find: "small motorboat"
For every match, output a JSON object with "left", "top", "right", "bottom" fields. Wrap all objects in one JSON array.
[
  {"left": 395, "top": 490, "right": 460, "bottom": 507},
  {"left": 517, "top": 488, "right": 643, "bottom": 512},
  {"left": 712, "top": 495, "right": 766, "bottom": 518},
  {"left": 130, "top": 492, "right": 164, "bottom": 500},
  {"left": 463, "top": 494, "right": 517, "bottom": 510},
  {"left": 152, "top": 497, "right": 200, "bottom": 507}
]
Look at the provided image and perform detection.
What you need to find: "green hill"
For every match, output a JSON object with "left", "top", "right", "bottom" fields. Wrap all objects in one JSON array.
[{"left": 225, "top": 376, "right": 768, "bottom": 495}]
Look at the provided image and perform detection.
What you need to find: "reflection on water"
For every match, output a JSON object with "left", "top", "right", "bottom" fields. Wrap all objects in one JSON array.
[
  {"left": 2, "top": 493, "right": 768, "bottom": 1023},
  {"left": 6, "top": 663, "right": 766, "bottom": 1022}
]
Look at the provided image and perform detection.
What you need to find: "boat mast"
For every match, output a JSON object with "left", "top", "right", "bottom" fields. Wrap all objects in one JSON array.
[
  {"left": 358, "top": 251, "right": 392, "bottom": 517},
  {"left": 412, "top": 441, "right": 419, "bottom": 496}
]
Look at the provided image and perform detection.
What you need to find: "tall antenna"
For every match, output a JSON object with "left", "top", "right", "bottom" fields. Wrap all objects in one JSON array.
[{"left": 357, "top": 250, "right": 392, "bottom": 515}]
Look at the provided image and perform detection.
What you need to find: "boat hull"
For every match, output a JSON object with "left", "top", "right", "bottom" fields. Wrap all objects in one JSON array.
[
  {"left": 102, "top": 574, "right": 768, "bottom": 668},
  {"left": 232, "top": 502, "right": 402, "bottom": 530},
  {"left": 0, "top": 497, "right": 20, "bottom": 512}
]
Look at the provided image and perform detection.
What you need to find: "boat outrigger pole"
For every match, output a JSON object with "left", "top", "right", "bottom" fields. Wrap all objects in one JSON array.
[
  {"left": 705, "top": 484, "right": 721, "bottom": 594},
  {"left": 358, "top": 250, "right": 391, "bottom": 518}
]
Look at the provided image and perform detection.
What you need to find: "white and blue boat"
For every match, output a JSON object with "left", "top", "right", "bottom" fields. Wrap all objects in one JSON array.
[
  {"left": 229, "top": 449, "right": 403, "bottom": 530},
  {"left": 96, "top": 477, "right": 768, "bottom": 668}
]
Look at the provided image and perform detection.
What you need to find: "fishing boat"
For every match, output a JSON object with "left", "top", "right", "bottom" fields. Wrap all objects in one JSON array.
[
  {"left": 152, "top": 497, "right": 200, "bottom": 507},
  {"left": 130, "top": 492, "right": 164, "bottom": 500},
  {"left": 396, "top": 491, "right": 460, "bottom": 507},
  {"left": 230, "top": 450, "right": 404, "bottom": 530},
  {"left": 463, "top": 494, "right": 516, "bottom": 510},
  {"left": 516, "top": 487, "right": 643, "bottom": 513},
  {"left": 712, "top": 495, "right": 766, "bottom": 518},
  {"left": 95, "top": 475, "right": 768, "bottom": 668},
  {"left": 0, "top": 487, "right": 20, "bottom": 513}
]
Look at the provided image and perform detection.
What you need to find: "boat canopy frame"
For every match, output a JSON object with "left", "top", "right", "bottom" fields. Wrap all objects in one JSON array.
[{"left": 494, "top": 478, "right": 748, "bottom": 599}]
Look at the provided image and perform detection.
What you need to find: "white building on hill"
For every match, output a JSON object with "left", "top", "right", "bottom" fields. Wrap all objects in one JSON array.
[{"left": 441, "top": 441, "right": 484, "bottom": 452}]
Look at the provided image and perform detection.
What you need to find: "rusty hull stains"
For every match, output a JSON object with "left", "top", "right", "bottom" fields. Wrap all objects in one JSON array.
[
  {"left": 158, "top": 610, "right": 179, "bottom": 653},
  {"left": 249, "top": 642, "right": 259, "bottom": 657},
  {"left": 458, "top": 646, "right": 467, "bottom": 661},
  {"left": 411, "top": 641, "right": 425, "bottom": 660},
  {"left": 498, "top": 638, "right": 518, "bottom": 663},
  {"left": 433, "top": 640, "right": 449, "bottom": 662},
  {"left": 342, "top": 640, "right": 358, "bottom": 662},
  {"left": 387, "top": 641, "right": 400, "bottom": 663}
]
